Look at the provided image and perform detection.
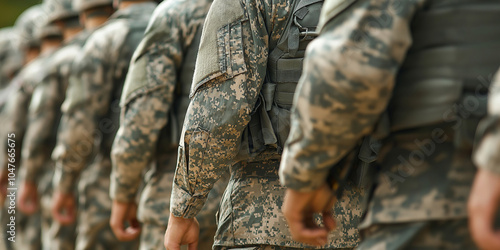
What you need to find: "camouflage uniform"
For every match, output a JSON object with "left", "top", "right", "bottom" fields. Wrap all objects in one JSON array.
[
  {"left": 0, "top": 5, "right": 48, "bottom": 249},
  {"left": 280, "top": 0, "right": 500, "bottom": 249},
  {"left": 0, "top": 28, "right": 23, "bottom": 90},
  {"left": 17, "top": 0, "right": 87, "bottom": 249},
  {"left": 0, "top": 27, "right": 23, "bottom": 250},
  {"left": 3, "top": 47, "right": 60, "bottom": 250},
  {"left": 20, "top": 31, "right": 91, "bottom": 250},
  {"left": 110, "top": 0, "right": 227, "bottom": 249},
  {"left": 169, "top": 0, "right": 362, "bottom": 248},
  {"left": 51, "top": 2, "right": 157, "bottom": 249}
]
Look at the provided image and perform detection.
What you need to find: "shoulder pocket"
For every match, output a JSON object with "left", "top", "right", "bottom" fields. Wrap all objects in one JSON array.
[
  {"left": 190, "top": 0, "right": 247, "bottom": 97},
  {"left": 217, "top": 20, "right": 248, "bottom": 79}
]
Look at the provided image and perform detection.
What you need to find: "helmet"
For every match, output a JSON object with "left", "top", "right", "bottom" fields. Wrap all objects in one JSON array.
[
  {"left": 44, "top": 0, "right": 79, "bottom": 24},
  {"left": 14, "top": 4, "right": 47, "bottom": 49},
  {"left": 73, "top": 0, "right": 113, "bottom": 12},
  {"left": 0, "top": 28, "right": 23, "bottom": 87},
  {"left": 36, "top": 24, "right": 63, "bottom": 40}
]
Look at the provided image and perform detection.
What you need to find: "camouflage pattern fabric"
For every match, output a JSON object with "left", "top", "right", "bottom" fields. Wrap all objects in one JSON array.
[
  {"left": 110, "top": 0, "right": 227, "bottom": 249},
  {"left": 279, "top": 0, "right": 500, "bottom": 248},
  {"left": 51, "top": 3, "right": 156, "bottom": 249},
  {"left": 169, "top": 0, "right": 362, "bottom": 247},
  {"left": 474, "top": 69, "right": 500, "bottom": 173},
  {"left": 357, "top": 219, "right": 475, "bottom": 249},
  {"left": 1, "top": 50, "right": 59, "bottom": 250},
  {"left": 19, "top": 30, "right": 92, "bottom": 250}
]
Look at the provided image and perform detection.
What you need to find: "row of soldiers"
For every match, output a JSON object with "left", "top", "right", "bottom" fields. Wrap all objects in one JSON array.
[{"left": 1, "top": 0, "right": 500, "bottom": 249}]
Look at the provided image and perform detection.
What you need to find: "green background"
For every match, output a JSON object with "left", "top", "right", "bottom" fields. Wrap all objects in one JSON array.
[{"left": 0, "top": 0, "right": 42, "bottom": 28}]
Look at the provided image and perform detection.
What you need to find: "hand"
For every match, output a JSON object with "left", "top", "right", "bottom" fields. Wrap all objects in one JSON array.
[
  {"left": 468, "top": 169, "right": 500, "bottom": 250},
  {"left": 282, "top": 184, "right": 337, "bottom": 246},
  {"left": 51, "top": 190, "right": 77, "bottom": 225},
  {"left": 0, "top": 168, "right": 8, "bottom": 205},
  {"left": 18, "top": 181, "right": 39, "bottom": 214},
  {"left": 110, "top": 200, "right": 141, "bottom": 241},
  {"left": 164, "top": 213, "right": 199, "bottom": 250}
]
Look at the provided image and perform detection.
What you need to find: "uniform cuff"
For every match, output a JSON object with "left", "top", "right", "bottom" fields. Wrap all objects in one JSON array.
[
  {"left": 170, "top": 182, "right": 207, "bottom": 219},
  {"left": 279, "top": 152, "right": 330, "bottom": 192},
  {"left": 52, "top": 163, "right": 79, "bottom": 193},
  {"left": 110, "top": 174, "right": 139, "bottom": 203},
  {"left": 474, "top": 132, "right": 500, "bottom": 175},
  {"left": 19, "top": 161, "right": 39, "bottom": 183}
]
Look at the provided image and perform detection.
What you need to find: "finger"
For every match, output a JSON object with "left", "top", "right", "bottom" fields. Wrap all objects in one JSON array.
[
  {"left": 118, "top": 226, "right": 141, "bottom": 241},
  {"left": 287, "top": 212, "right": 328, "bottom": 246},
  {"left": 57, "top": 202, "right": 76, "bottom": 225},
  {"left": 164, "top": 230, "right": 181, "bottom": 250},
  {"left": 290, "top": 225, "right": 329, "bottom": 246},
  {"left": 322, "top": 197, "right": 337, "bottom": 231}
]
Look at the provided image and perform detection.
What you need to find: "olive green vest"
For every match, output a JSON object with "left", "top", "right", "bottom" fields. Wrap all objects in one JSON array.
[
  {"left": 241, "top": 0, "right": 323, "bottom": 159},
  {"left": 387, "top": 0, "right": 500, "bottom": 150}
]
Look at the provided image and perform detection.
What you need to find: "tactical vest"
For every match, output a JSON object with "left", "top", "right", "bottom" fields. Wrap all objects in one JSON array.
[
  {"left": 157, "top": 26, "right": 204, "bottom": 153},
  {"left": 104, "top": 18, "right": 151, "bottom": 156},
  {"left": 241, "top": 0, "right": 323, "bottom": 159},
  {"left": 387, "top": 0, "right": 500, "bottom": 150}
]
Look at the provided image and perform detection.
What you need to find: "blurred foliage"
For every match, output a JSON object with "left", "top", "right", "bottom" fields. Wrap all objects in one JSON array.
[{"left": 0, "top": 0, "right": 42, "bottom": 28}]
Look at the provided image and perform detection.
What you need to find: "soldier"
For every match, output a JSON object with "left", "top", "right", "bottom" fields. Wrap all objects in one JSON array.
[
  {"left": 15, "top": 0, "right": 86, "bottom": 249},
  {"left": 0, "top": 3, "right": 45, "bottom": 206},
  {"left": 2, "top": 8, "right": 64, "bottom": 250},
  {"left": 0, "top": 6, "right": 47, "bottom": 249},
  {"left": 164, "top": 0, "right": 364, "bottom": 248},
  {"left": 108, "top": 0, "right": 228, "bottom": 249},
  {"left": 0, "top": 28, "right": 23, "bottom": 90},
  {"left": 50, "top": 0, "right": 157, "bottom": 249},
  {"left": 279, "top": 0, "right": 500, "bottom": 248},
  {"left": 0, "top": 26, "right": 23, "bottom": 250},
  {"left": 470, "top": 69, "right": 500, "bottom": 250}
]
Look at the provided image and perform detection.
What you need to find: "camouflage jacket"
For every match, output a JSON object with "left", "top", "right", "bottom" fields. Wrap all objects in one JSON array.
[
  {"left": 52, "top": 2, "right": 157, "bottom": 193},
  {"left": 19, "top": 30, "right": 90, "bottom": 183},
  {"left": 2, "top": 49, "right": 58, "bottom": 172},
  {"left": 0, "top": 27, "right": 23, "bottom": 90},
  {"left": 170, "top": 0, "right": 293, "bottom": 219},
  {"left": 169, "top": 0, "right": 365, "bottom": 247},
  {"left": 474, "top": 69, "right": 500, "bottom": 174},
  {"left": 110, "top": 0, "right": 212, "bottom": 202}
]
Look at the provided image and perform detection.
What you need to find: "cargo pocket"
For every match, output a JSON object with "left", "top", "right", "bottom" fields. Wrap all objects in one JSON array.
[
  {"left": 191, "top": 19, "right": 248, "bottom": 96},
  {"left": 217, "top": 20, "right": 248, "bottom": 78},
  {"left": 184, "top": 129, "right": 210, "bottom": 192}
]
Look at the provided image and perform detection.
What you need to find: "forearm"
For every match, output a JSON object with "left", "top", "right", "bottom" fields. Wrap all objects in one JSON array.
[
  {"left": 21, "top": 83, "right": 59, "bottom": 183},
  {"left": 111, "top": 92, "right": 169, "bottom": 202},
  {"left": 52, "top": 108, "right": 96, "bottom": 193},
  {"left": 2, "top": 90, "right": 29, "bottom": 172},
  {"left": 170, "top": 78, "right": 255, "bottom": 218}
]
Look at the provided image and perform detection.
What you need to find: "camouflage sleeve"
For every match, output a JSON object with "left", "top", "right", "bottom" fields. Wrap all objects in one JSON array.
[
  {"left": 474, "top": 69, "right": 500, "bottom": 174},
  {"left": 111, "top": 4, "right": 188, "bottom": 202},
  {"left": 52, "top": 31, "right": 116, "bottom": 194},
  {"left": 2, "top": 79, "right": 30, "bottom": 172},
  {"left": 279, "top": 0, "right": 420, "bottom": 192},
  {"left": 19, "top": 73, "right": 61, "bottom": 183},
  {"left": 170, "top": 0, "right": 290, "bottom": 218}
]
